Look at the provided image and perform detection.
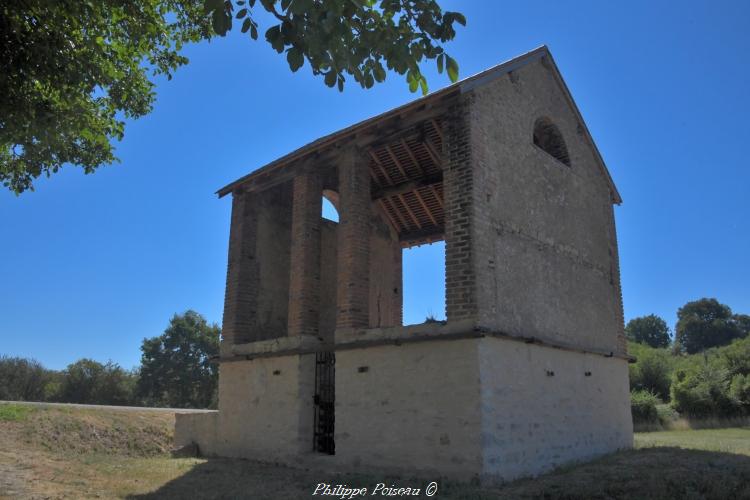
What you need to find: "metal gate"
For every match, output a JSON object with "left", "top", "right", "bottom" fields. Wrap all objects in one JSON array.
[{"left": 313, "top": 351, "right": 335, "bottom": 454}]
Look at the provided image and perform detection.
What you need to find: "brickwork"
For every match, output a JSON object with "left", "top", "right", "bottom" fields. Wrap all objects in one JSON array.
[
  {"left": 221, "top": 190, "right": 260, "bottom": 353},
  {"left": 391, "top": 240, "right": 403, "bottom": 326},
  {"left": 443, "top": 96, "right": 478, "bottom": 322},
  {"left": 608, "top": 204, "right": 628, "bottom": 356},
  {"left": 336, "top": 148, "right": 371, "bottom": 328},
  {"left": 287, "top": 172, "right": 323, "bottom": 336}
]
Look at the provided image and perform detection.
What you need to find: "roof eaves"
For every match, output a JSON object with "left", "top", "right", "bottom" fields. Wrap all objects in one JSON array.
[{"left": 215, "top": 46, "right": 551, "bottom": 198}]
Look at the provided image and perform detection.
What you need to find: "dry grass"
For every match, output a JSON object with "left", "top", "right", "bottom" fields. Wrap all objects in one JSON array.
[{"left": 1, "top": 402, "right": 749, "bottom": 499}]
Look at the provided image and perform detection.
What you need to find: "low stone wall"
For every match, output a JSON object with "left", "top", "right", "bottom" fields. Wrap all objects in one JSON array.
[{"left": 174, "top": 411, "right": 218, "bottom": 456}]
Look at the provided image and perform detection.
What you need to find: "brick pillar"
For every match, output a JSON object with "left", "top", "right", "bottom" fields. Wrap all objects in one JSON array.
[
  {"left": 391, "top": 241, "right": 403, "bottom": 326},
  {"left": 444, "top": 98, "right": 478, "bottom": 322},
  {"left": 287, "top": 172, "right": 323, "bottom": 336},
  {"left": 608, "top": 205, "right": 627, "bottom": 356},
  {"left": 221, "top": 190, "right": 260, "bottom": 356},
  {"left": 336, "top": 148, "right": 371, "bottom": 329}
]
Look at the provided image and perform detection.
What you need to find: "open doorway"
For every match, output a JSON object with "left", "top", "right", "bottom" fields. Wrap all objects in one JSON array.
[{"left": 402, "top": 241, "right": 446, "bottom": 325}]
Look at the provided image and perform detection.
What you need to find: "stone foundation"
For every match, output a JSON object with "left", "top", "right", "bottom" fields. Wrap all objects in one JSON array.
[{"left": 176, "top": 328, "right": 632, "bottom": 482}]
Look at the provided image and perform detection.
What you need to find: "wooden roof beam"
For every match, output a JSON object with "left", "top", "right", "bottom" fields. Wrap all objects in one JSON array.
[{"left": 370, "top": 174, "right": 442, "bottom": 200}]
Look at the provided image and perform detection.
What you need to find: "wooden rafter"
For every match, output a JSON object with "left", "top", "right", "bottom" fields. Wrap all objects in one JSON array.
[
  {"left": 370, "top": 173, "right": 442, "bottom": 200},
  {"left": 382, "top": 197, "right": 410, "bottom": 231},
  {"left": 430, "top": 119, "right": 444, "bottom": 142},
  {"left": 397, "top": 194, "right": 422, "bottom": 229},
  {"left": 400, "top": 138, "right": 425, "bottom": 176},
  {"left": 422, "top": 138, "right": 441, "bottom": 167},
  {"left": 430, "top": 185, "right": 444, "bottom": 209},
  {"left": 385, "top": 145, "right": 409, "bottom": 180},
  {"left": 414, "top": 190, "right": 438, "bottom": 226},
  {"left": 378, "top": 199, "right": 401, "bottom": 232},
  {"left": 368, "top": 149, "right": 394, "bottom": 185}
]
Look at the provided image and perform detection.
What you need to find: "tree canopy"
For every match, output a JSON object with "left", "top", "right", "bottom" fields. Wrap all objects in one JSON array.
[
  {"left": 136, "top": 310, "right": 220, "bottom": 408},
  {"left": 625, "top": 314, "right": 671, "bottom": 348},
  {"left": 1, "top": 0, "right": 465, "bottom": 194},
  {"left": 59, "top": 359, "right": 136, "bottom": 406},
  {"left": 675, "top": 298, "right": 744, "bottom": 354}
]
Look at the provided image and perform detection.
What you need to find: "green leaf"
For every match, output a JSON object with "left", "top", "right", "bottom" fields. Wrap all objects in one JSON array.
[
  {"left": 290, "top": 0, "right": 312, "bottom": 15},
  {"left": 204, "top": 0, "right": 223, "bottom": 14},
  {"left": 324, "top": 71, "right": 337, "bottom": 87},
  {"left": 235, "top": 8, "right": 247, "bottom": 18},
  {"left": 419, "top": 76, "right": 428, "bottom": 95},
  {"left": 446, "top": 54, "right": 459, "bottom": 83},
  {"left": 212, "top": 9, "right": 227, "bottom": 36},
  {"left": 408, "top": 75, "right": 418, "bottom": 93},
  {"left": 287, "top": 47, "right": 304, "bottom": 72},
  {"left": 241, "top": 18, "right": 252, "bottom": 33},
  {"left": 250, "top": 23, "right": 258, "bottom": 39},
  {"left": 436, "top": 53, "right": 444, "bottom": 74},
  {"left": 451, "top": 12, "right": 467, "bottom": 26},
  {"left": 337, "top": 76, "right": 344, "bottom": 92}
]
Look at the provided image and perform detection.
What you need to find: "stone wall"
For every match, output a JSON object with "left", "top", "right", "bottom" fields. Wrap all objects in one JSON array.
[
  {"left": 212, "top": 354, "right": 315, "bottom": 462},
  {"left": 478, "top": 337, "right": 633, "bottom": 482},
  {"left": 334, "top": 338, "right": 483, "bottom": 478},
  {"left": 468, "top": 58, "right": 625, "bottom": 355}
]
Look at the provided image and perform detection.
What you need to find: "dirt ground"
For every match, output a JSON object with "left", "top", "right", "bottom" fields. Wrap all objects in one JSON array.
[{"left": 2, "top": 403, "right": 750, "bottom": 499}]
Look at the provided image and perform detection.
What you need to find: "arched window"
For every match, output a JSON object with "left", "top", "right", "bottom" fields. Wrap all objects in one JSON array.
[
  {"left": 533, "top": 117, "right": 570, "bottom": 166},
  {"left": 321, "top": 189, "right": 339, "bottom": 222}
]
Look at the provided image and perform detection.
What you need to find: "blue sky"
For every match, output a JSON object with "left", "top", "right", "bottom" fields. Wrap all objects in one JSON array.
[{"left": 2, "top": 1, "right": 748, "bottom": 370}]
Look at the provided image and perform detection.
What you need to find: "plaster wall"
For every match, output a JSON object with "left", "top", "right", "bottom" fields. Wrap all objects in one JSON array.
[
  {"left": 212, "top": 354, "right": 315, "bottom": 462},
  {"left": 477, "top": 337, "right": 633, "bottom": 482},
  {"left": 468, "top": 59, "right": 623, "bottom": 353},
  {"left": 335, "top": 339, "right": 482, "bottom": 478},
  {"left": 174, "top": 411, "right": 218, "bottom": 455}
]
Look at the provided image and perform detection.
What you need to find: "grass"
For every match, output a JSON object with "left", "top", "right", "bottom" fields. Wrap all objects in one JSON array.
[
  {"left": 1, "top": 402, "right": 749, "bottom": 499},
  {"left": 636, "top": 427, "right": 750, "bottom": 455},
  {"left": 0, "top": 403, "right": 33, "bottom": 421}
]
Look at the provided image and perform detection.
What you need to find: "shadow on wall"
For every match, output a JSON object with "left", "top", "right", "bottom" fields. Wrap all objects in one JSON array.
[{"left": 128, "top": 448, "right": 750, "bottom": 499}]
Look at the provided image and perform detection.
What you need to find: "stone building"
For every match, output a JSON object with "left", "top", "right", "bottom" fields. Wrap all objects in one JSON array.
[{"left": 175, "top": 46, "right": 633, "bottom": 482}]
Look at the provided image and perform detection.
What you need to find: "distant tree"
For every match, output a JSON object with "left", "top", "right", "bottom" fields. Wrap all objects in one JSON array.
[
  {"left": 675, "top": 298, "right": 743, "bottom": 354},
  {"left": 2, "top": 0, "right": 464, "bottom": 194},
  {"left": 59, "top": 359, "right": 136, "bottom": 405},
  {"left": 0, "top": 356, "right": 51, "bottom": 401},
  {"left": 733, "top": 314, "right": 750, "bottom": 339},
  {"left": 625, "top": 314, "right": 671, "bottom": 348},
  {"left": 136, "top": 311, "right": 220, "bottom": 408}
]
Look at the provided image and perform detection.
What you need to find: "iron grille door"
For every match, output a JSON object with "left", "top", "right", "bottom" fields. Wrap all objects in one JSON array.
[{"left": 313, "top": 351, "right": 335, "bottom": 454}]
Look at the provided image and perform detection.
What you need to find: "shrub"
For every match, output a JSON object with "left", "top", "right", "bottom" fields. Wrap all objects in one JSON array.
[
  {"left": 729, "top": 374, "right": 750, "bottom": 407},
  {"left": 670, "top": 359, "right": 742, "bottom": 418},
  {"left": 631, "top": 390, "right": 660, "bottom": 425},
  {"left": 629, "top": 344, "right": 672, "bottom": 401},
  {"left": 721, "top": 336, "right": 750, "bottom": 377}
]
